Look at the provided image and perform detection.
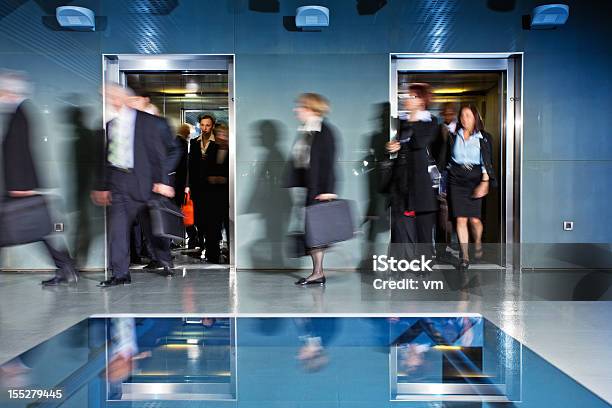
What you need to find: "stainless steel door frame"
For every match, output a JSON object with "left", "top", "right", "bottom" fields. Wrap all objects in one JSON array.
[
  {"left": 389, "top": 53, "right": 523, "bottom": 269},
  {"left": 102, "top": 54, "right": 237, "bottom": 275}
]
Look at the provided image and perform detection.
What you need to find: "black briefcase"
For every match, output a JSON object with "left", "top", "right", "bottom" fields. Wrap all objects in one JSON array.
[
  {"left": 0, "top": 195, "right": 53, "bottom": 247},
  {"left": 148, "top": 197, "right": 185, "bottom": 241},
  {"left": 304, "top": 199, "right": 355, "bottom": 248}
]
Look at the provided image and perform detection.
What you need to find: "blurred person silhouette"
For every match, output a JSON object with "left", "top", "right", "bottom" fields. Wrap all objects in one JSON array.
[
  {"left": 188, "top": 114, "right": 216, "bottom": 260},
  {"left": 385, "top": 83, "right": 440, "bottom": 263},
  {"left": 294, "top": 318, "right": 338, "bottom": 373},
  {"left": 125, "top": 86, "right": 182, "bottom": 273},
  {"left": 67, "top": 103, "right": 104, "bottom": 267},
  {"left": 92, "top": 83, "right": 175, "bottom": 287},
  {"left": 173, "top": 123, "right": 198, "bottom": 248},
  {"left": 286, "top": 93, "right": 340, "bottom": 286},
  {"left": 0, "top": 70, "right": 78, "bottom": 286},
  {"left": 212, "top": 123, "right": 230, "bottom": 263},
  {"left": 359, "top": 102, "right": 391, "bottom": 271},
  {"left": 439, "top": 104, "right": 496, "bottom": 271},
  {"left": 243, "top": 120, "right": 291, "bottom": 267},
  {"left": 433, "top": 102, "right": 458, "bottom": 263}
]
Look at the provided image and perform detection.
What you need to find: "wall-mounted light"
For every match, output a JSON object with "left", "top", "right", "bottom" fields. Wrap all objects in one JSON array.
[
  {"left": 56, "top": 6, "right": 96, "bottom": 31},
  {"left": 530, "top": 4, "right": 569, "bottom": 29}
]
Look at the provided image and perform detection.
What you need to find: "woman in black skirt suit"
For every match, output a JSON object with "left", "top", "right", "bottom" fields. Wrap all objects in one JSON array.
[
  {"left": 286, "top": 93, "right": 339, "bottom": 286},
  {"left": 444, "top": 104, "right": 496, "bottom": 270},
  {"left": 386, "top": 83, "right": 440, "bottom": 261}
]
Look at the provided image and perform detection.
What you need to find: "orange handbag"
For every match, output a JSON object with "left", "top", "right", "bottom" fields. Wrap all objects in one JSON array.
[{"left": 181, "top": 192, "right": 194, "bottom": 226}]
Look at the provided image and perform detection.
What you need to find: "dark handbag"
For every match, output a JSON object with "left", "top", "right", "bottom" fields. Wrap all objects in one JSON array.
[
  {"left": 148, "top": 197, "right": 185, "bottom": 241},
  {"left": 304, "top": 199, "right": 355, "bottom": 248},
  {"left": 0, "top": 195, "right": 52, "bottom": 247}
]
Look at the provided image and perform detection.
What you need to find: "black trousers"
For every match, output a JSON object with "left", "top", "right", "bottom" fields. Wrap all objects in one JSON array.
[
  {"left": 390, "top": 210, "right": 435, "bottom": 260},
  {"left": 108, "top": 170, "right": 170, "bottom": 278},
  {"left": 42, "top": 236, "right": 73, "bottom": 277},
  {"left": 200, "top": 190, "right": 227, "bottom": 263}
]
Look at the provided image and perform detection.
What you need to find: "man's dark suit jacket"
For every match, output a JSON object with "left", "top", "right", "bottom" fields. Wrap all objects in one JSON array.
[
  {"left": 2, "top": 100, "right": 39, "bottom": 194},
  {"left": 187, "top": 136, "right": 220, "bottom": 196},
  {"left": 98, "top": 109, "right": 173, "bottom": 202},
  {"left": 202, "top": 142, "right": 229, "bottom": 194}
]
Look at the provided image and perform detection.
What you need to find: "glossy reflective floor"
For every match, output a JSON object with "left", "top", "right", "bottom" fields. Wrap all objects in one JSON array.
[
  {"left": 0, "top": 316, "right": 609, "bottom": 407},
  {"left": 0, "top": 268, "right": 611, "bottom": 405}
]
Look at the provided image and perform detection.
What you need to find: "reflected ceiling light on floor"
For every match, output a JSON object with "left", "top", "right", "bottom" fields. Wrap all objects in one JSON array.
[{"left": 185, "top": 93, "right": 197, "bottom": 97}]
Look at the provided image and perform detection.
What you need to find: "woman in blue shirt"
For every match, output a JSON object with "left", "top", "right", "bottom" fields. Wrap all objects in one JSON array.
[{"left": 444, "top": 105, "right": 496, "bottom": 270}]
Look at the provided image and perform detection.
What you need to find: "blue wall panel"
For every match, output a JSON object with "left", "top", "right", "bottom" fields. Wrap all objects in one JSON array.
[{"left": 1, "top": 0, "right": 611, "bottom": 269}]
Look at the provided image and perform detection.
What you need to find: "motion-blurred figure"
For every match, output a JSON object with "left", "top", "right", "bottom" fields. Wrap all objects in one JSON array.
[
  {"left": 433, "top": 102, "right": 457, "bottom": 262},
  {"left": 92, "top": 84, "right": 175, "bottom": 287},
  {"left": 125, "top": 87, "right": 182, "bottom": 273},
  {"left": 385, "top": 83, "right": 439, "bottom": 262},
  {"left": 173, "top": 124, "right": 198, "bottom": 248},
  {"left": 287, "top": 93, "right": 339, "bottom": 286},
  {"left": 67, "top": 104, "right": 103, "bottom": 267},
  {"left": 0, "top": 70, "right": 77, "bottom": 286}
]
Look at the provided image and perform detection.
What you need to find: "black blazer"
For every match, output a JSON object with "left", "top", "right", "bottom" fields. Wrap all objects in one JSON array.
[
  {"left": 2, "top": 100, "right": 39, "bottom": 193},
  {"left": 98, "top": 110, "right": 171, "bottom": 202},
  {"left": 172, "top": 136, "right": 189, "bottom": 197},
  {"left": 188, "top": 135, "right": 219, "bottom": 196},
  {"left": 388, "top": 117, "right": 440, "bottom": 213},
  {"left": 439, "top": 129, "right": 497, "bottom": 188},
  {"left": 285, "top": 120, "right": 338, "bottom": 206},
  {"left": 203, "top": 142, "right": 230, "bottom": 194}
]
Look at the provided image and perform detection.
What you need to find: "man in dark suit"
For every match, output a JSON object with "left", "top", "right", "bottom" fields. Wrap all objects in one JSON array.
[
  {"left": 126, "top": 88, "right": 182, "bottom": 273},
  {"left": 92, "top": 84, "right": 175, "bottom": 287},
  {"left": 0, "top": 71, "right": 77, "bottom": 286},
  {"left": 188, "top": 114, "right": 216, "bottom": 259}
]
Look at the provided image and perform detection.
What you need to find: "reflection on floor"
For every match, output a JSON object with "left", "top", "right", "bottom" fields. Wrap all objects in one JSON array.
[
  {"left": 0, "top": 316, "right": 609, "bottom": 407},
  {"left": 0, "top": 268, "right": 610, "bottom": 404}
]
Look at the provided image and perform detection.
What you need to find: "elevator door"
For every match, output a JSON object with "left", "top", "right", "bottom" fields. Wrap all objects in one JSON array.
[
  {"left": 390, "top": 55, "right": 522, "bottom": 268},
  {"left": 103, "top": 54, "right": 236, "bottom": 272}
]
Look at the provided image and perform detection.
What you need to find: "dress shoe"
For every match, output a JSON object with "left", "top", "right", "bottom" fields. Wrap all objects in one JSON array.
[
  {"left": 42, "top": 265, "right": 79, "bottom": 286},
  {"left": 144, "top": 260, "right": 163, "bottom": 270},
  {"left": 163, "top": 266, "right": 175, "bottom": 278},
  {"left": 458, "top": 259, "right": 470, "bottom": 271},
  {"left": 98, "top": 276, "right": 131, "bottom": 287},
  {"left": 42, "top": 276, "right": 70, "bottom": 286},
  {"left": 130, "top": 256, "right": 145, "bottom": 265},
  {"left": 295, "top": 276, "right": 326, "bottom": 286}
]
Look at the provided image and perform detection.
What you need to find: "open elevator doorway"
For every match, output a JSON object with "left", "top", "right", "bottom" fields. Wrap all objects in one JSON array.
[
  {"left": 390, "top": 54, "right": 523, "bottom": 270},
  {"left": 103, "top": 55, "right": 236, "bottom": 271}
]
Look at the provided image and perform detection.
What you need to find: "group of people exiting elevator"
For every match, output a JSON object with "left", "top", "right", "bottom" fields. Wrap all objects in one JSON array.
[
  {"left": 94, "top": 84, "right": 230, "bottom": 287},
  {"left": 0, "top": 70, "right": 229, "bottom": 287},
  {"left": 287, "top": 85, "right": 496, "bottom": 286}
]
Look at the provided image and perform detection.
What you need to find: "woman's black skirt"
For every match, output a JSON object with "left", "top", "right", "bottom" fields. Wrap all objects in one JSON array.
[{"left": 447, "top": 164, "right": 484, "bottom": 218}]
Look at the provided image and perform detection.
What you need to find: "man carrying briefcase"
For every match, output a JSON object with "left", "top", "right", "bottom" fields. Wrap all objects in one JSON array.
[
  {"left": 0, "top": 70, "right": 77, "bottom": 286},
  {"left": 92, "top": 84, "right": 175, "bottom": 287}
]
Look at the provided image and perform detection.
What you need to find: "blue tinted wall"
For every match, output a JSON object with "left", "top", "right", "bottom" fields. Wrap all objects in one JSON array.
[{"left": 0, "top": 0, "right": 610, "bottom": 269}]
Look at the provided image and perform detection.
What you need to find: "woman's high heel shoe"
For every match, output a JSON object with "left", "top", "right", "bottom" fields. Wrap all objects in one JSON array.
[
  {"left": 458, "top": 259, "right": 470, "bottom": 271},
  {"left": 295, "top": 276, "right": 326, "bottom": 286}
]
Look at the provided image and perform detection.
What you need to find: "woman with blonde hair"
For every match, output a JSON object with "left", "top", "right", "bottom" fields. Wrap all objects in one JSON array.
[{"left": 286, "top": 93, "right": 339, "bottom": 285}]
